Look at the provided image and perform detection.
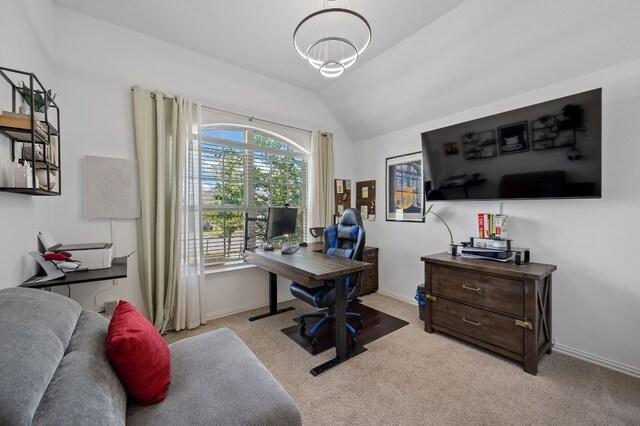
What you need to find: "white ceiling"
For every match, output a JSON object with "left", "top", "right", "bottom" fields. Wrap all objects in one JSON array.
[
  {"left": 51, "top": 1, "right": 640, "bottom": 143},
  {"left": 52, "top": 0, "right": 465, "bottom": 93}
]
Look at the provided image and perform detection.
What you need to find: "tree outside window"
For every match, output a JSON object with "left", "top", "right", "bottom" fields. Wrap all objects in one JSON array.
[{"left": 201, "top": 127, "right": 307, "bottom": 267}]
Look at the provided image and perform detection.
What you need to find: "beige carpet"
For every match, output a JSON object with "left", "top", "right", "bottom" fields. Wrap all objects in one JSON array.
[{"left": 164, "top": 293, "right": 640, "bottom": 425}]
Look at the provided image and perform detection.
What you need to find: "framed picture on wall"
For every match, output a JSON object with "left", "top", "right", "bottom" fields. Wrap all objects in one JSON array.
[
  {"left": 498, "top": 121, "right": 529, "bottom": 155},
  {"left": 385, "top": 152, "right": 424, "bottom": 222}
]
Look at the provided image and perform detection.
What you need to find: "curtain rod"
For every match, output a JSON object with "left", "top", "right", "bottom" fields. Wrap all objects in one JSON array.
[{"left": 130, "top": 87, "right": 313, "bottom": 135}]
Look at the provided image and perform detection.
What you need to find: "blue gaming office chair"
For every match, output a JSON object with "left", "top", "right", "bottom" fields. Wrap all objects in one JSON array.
[{"left": 289, "top": 208, "right": 366, "bottom": 345}]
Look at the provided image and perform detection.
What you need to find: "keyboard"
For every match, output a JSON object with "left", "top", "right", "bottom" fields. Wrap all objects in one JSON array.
[{"left": 281, "top": 244, "right": 299, "bottom": 254}]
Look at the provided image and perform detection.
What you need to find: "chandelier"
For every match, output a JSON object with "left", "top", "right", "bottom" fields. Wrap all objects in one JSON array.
[{"left": 293, "top": 0, "right": 372, "bottom": 78}]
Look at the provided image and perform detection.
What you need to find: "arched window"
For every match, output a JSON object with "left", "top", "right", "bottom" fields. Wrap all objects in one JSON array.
[{"left": 201, "top": 125, "right": 309, "bottom": 266}]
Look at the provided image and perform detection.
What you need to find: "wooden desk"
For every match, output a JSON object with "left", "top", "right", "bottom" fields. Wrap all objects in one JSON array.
[
  {"left": 20, "top": 256, "right": 128, "bottom": 289},
  {"left": 245, "top": 245, "right": 371, "bottom": 376}
]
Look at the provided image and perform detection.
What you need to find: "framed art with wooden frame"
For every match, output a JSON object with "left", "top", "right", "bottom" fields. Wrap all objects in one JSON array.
[{"left": 385, "top": 152, "right": 424, "bottom": 222}]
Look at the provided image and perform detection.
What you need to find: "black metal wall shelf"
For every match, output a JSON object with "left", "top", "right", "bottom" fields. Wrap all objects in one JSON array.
[{"left": 0, "top": 66, "right": 61, "bottom": 196}]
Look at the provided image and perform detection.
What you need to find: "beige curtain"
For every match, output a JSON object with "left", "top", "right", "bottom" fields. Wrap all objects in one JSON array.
[
  {"left": 174, "top": 99, "right": 206, "bottom": 331},
  {"left": 310, "top": 131, "right": 334, "bottom": 228},
  {"left": 132, "top": 86, "right": 184, "bottom": 333}
]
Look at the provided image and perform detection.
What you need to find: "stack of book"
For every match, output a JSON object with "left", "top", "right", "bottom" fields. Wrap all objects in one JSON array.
[{"left": 477, "top": 213, "right": 508, "bottom": 238}]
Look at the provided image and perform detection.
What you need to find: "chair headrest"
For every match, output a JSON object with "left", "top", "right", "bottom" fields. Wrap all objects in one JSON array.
[{"left": 339, "top": 208, "right": 363, "bottom": 228}]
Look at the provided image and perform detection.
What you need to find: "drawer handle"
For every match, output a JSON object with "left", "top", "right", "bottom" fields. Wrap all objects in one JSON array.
[
  {"left": 462, "top": 317, "right": 481, "bottom": 326},
  {"left": 462, "top": 284, "right": 481, "bottom": 292}
]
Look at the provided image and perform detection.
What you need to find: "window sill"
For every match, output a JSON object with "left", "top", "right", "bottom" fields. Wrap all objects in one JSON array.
[{"left": 205, "top": 262, "right": 258, "bottom": 276}]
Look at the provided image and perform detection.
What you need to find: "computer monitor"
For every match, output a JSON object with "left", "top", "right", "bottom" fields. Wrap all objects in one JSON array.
[{"left": 266, "top": 207, "right": 298, "bottom": 240}]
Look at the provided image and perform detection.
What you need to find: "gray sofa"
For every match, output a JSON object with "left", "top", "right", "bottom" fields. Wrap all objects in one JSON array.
[{"left": 0, "top": 287, "right": 301, "bottom": 425}]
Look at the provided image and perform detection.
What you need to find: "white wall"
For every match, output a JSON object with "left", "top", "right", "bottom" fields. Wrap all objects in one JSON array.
[
  {"left": 355, "top": 60, "right": 640, "bottom": 376},
  {"left": 51, "top": 6, "right": 354, "bottom": 316},
  {"left": 0, "top": 0, "right": 56, "bottom": 287}
]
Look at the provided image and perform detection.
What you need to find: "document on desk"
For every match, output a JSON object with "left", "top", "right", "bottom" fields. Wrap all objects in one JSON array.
[{"left": 25, "top": 252, "right": 65, "bottom": 283}]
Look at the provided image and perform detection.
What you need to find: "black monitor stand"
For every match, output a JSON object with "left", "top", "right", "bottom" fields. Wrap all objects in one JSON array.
[{"left": 243, "top": 213, "right": 267, "bottom": 255}]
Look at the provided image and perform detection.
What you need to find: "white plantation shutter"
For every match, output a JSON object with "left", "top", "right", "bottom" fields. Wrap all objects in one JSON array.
[{"left": 200, "top": 126, "right": 308, "bottom": 266}]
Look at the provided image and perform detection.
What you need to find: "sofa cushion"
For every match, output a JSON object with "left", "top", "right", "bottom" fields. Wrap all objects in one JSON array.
[
  {"left": 106, "top": 300, "right": 171, "bottom": 406},
  {"left": 32, "top": 311, "right": 127, "bottom": 426},
  {"left": 126, "top": 328, "right": 302, "bottom": 426},
  {"left": 0, "top": 287, "right": 82, "bottom": 426}
]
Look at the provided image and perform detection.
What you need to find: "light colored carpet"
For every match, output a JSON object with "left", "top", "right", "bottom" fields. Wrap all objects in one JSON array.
[{"left": 164, "top": 293, "right": 640, "bottom": 425}]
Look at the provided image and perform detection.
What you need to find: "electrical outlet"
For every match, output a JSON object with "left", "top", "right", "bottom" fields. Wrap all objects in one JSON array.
[{"left": 104, "top": 300, "right": 119, "bottom": 316}]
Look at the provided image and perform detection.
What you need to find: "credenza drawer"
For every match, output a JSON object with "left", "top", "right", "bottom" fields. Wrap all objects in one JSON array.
[
  {"left": 431, "top": 266, "right": 523, "bottom": 317},
  {"left": 432, "top": 298, "right": 524, "bottom": 355}
]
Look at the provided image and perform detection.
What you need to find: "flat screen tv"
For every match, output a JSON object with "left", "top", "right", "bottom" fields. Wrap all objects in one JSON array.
[{"left": 421, "top": 88, "right": 602, "bottom": 201}]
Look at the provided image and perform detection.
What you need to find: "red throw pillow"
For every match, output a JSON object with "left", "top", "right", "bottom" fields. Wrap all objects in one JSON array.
[{"left": 106, "top": 300, "right": 170, "bottom": 406}]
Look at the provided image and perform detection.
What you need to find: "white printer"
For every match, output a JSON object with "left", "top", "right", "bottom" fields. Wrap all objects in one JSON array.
[{"left": 38, "top": 231, "right": 112, "bottom": 270}]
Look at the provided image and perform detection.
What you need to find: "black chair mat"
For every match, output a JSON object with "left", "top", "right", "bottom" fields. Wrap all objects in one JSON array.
[{"left": 281, "top": 301, "right": 409, "bottom": 356}]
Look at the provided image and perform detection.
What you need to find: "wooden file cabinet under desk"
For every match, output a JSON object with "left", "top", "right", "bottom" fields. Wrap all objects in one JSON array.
[
  {"left": 421, "top": 253, "right": 556, "bottom": 375},
  {"left": 310, "top": 244, "right": 378, "bottom": 295},
  {"left": 361, "top": 246, "right": 379, "bottom": 295}
]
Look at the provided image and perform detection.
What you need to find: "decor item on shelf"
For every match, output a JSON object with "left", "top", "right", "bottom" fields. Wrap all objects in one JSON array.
[
  {"left": 424, "top": 204, "right": 456, "bottom": 254},
  {"left": 18, "top": 82, "right": 56, "bottom": 119},
  {"left": 36, "top": 170, "right": 57, "bottom": 191},
  {"left": 12, "top": 159, "right": 35, "bottom": 188},
  {"left": 293, "top": 0, "right": 371, "bottom": 78},
  {"left": 22, "top": 142, "right": 45, "bottom": 161}
]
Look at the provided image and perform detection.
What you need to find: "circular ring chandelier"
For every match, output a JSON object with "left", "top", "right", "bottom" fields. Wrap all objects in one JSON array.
[{"left": 293, "top": 3, "right": 371, "bottom": 78}]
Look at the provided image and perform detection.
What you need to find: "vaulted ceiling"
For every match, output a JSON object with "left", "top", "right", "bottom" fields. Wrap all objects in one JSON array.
[
  {"left": 52, "top": 0, "right": 465, "bottom": 92},
  {"left": 51, "top": 0, "right": 465, "bottom": 141},
  {"left": 52, "top": 1, "right": 640, "bottom": 143}
]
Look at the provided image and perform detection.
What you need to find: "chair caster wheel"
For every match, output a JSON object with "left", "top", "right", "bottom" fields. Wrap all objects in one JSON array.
[
  {"left": 311, "top": 337, "right": 317, "bottom": 346},
  {"left": 299, "top": 319, "right": 306, "bottom": 332},
  {"left": 357, "top": 319, "right": 363, "bottom": 329},
  {"left": 351, "top": 336, "right": 357, "bottom": 346}
]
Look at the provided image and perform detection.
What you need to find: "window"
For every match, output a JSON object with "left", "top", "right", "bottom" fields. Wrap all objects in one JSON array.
[{"left": 201, "top": 125, "right": 308, "bottom": 267}]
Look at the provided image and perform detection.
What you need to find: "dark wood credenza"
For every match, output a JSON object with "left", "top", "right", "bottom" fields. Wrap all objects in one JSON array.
[{"left": 421, "top": 253, "right": 556, "bottom": 375}]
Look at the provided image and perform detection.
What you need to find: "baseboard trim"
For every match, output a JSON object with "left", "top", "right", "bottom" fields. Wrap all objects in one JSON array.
[
  {"left": 378, "top": 290, "right": 640, "bottom": 379},
  {"left": 377, "top": 288, "right": 417, "bottom": 306},
  {"left": 553, "top": 343, "right": 640, "bottom": 379},
  {"left": 205, "top": 296, "right": 296, "bottom": 321}
]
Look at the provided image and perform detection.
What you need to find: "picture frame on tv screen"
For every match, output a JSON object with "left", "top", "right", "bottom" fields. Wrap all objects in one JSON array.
[{"left": 421, "top": 88, "right": 602, "bottom": 201}]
